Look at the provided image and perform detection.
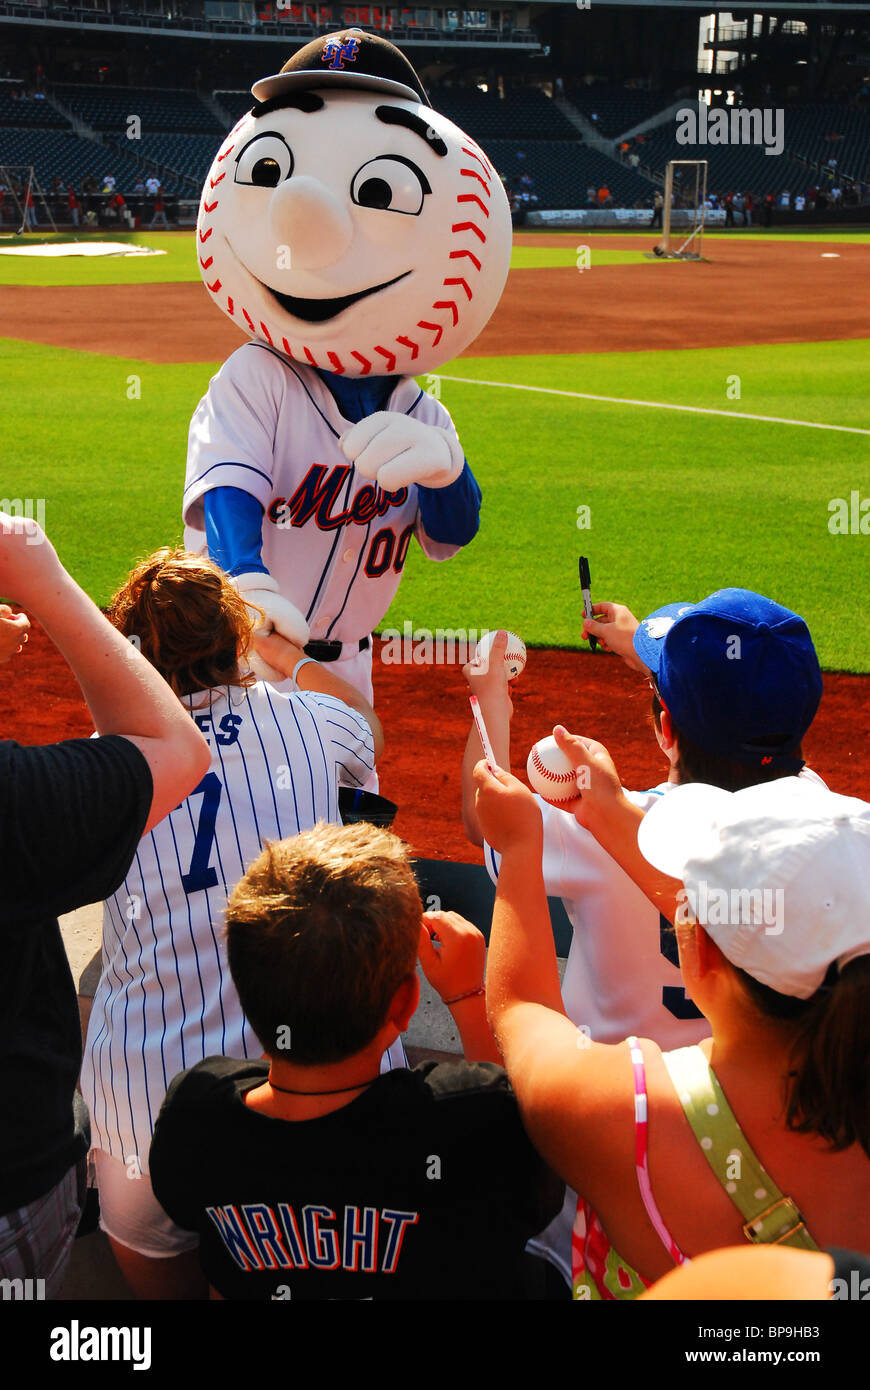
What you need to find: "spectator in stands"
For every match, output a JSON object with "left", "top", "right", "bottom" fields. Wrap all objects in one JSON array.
[
  {"left": 24, "top": 187, "right": 37, "bottom": 230},
  {"left": 831, "top": 184, "right": 842, "bottom": 205},
  {"left": 472, "top": 756, "right": 870, "bottom": 1300},
  {"left": 794, "top": 193, "right": 806, "bottom": 213},
  {"left": 102, "top": 174, "right": 116, "bottom": 194},
  {"left": 597, "top": 185, "right": 612, "bottom": 207},
  {"left": 650, "top": 190, "right": 663, "bottom": 228},
  {"left": 743, "top": 191, "right": 753, "bottom": 226},
  {"left": 779, "top": 189, "right": 791, "bottom": 209},
  {"left": 145, "top": 174, "right": 160, "bottom": 197},
  {"left": 763, "top": 192, "right": 775, "bottom": 227},
  {"left": 67, "top": 184, "right": 79, "bottom": 228},
  {"left": 0, "top": 510, "right": 209, "bottom": 1300},
  {"left": 149, "top": 185, "right": 170, "bottom": 230},
  {"left": 629, "top": 151, "right": 640, "bottom": 168},
  {"left": 148, "top": 821, "right": 563, "bottom": 1300},
  {"left": 724, "top": 191, "right": 735, "bottom": 226},
  {"left": 586, "top": 184, "right": 597, "bottom": 207}
]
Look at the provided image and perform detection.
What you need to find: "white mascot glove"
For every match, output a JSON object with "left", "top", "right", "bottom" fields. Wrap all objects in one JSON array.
[
  {"left": 233, "top": 572, "right": 310, "bottom": 684},
  {"left": 339, "top": 412, "right": 464, "bottom": 493}
]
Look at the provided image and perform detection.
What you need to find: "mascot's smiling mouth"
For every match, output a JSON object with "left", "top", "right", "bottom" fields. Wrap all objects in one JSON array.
[{"left": 264, "top": 270, "right": 412, "bottom": 323}]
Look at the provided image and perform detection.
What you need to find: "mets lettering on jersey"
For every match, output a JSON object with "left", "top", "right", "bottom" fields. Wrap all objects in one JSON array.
[
  {"left": 81, "top": 681, "right": 374, "bottom": 1169},
  {"left": 183, "top": 344, "right": 464, "bottom": 646},
  {"left": 208, "top": 1203, "right": 418, "bottom": 1274}
]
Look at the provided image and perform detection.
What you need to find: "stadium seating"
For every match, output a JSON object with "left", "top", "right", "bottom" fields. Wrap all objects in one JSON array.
[
  {"left": 487, "top": 139, "right": 655, "bottom": 210},
  {"left": 0, "top": 86, "right": 69, "bottom": 128},
  {"left": 55, "top": 84, "right": 220, "bottom": 135},
  {"left": 566, "top": 85, "right": 669, "bottom": 138},
  {"left": 636, "top": 122, "right": 826, "bottom": 199},
  {"left": 431, "top": 86, "right": 580, "bottom": 142}
]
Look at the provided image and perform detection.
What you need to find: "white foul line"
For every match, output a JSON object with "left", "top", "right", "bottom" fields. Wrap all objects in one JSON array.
[{"left": 437, "top": 375, "right": 870, "bottom": 436}]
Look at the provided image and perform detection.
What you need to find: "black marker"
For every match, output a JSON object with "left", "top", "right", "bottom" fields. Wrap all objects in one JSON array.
[{"left": 579, "top": 556, "right": 597, "bottom": 651}]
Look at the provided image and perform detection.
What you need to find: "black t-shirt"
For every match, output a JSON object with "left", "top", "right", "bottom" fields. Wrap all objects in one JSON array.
[
  {"left": 150, "top": 1056, "right": 564, "bottom": 1300},
  {"left": 0, "top": 735, "right": 152, "bottom": 1213}
]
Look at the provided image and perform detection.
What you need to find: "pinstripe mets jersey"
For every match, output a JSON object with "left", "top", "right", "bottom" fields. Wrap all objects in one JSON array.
[
  {"left": 182, "top": 343, "right": 464, "bottom": 646},
  {"left": 80, "top": 680, "right": 374, "bottom": 1171}
]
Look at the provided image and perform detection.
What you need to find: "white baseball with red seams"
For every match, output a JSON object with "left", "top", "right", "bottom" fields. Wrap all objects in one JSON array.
[
  {"left": 527, "top": 736, "right": 580, "bottom": 803},
  {"left": 196, "top": 91, "right": 512, "bottom": 377},
  {"left": 475, "top": 629, "right": 527, "bottom": 681}
]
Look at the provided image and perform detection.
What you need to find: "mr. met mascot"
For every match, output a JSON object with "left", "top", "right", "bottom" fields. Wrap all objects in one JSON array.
[{"left": 183, "top": 30, "right": 512, "bottom": 696}]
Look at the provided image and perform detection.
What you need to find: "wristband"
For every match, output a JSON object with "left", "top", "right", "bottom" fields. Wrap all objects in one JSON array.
[
  {"left": 443, "top": 985, "right": 485, "bottom": 1006},
  {"left": 292, "top": 657, "right": 317, "bottom": 685}
]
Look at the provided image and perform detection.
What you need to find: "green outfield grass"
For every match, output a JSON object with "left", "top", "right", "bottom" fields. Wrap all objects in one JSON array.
[
  {"left": 1, "top": 227, "right": 864, "bottom": 286},
  {"left": 1, "top": 335, "right": 868, "bottom": 670},
  {"left": 0, "top": 231, "right": 199, "bottom": 285},
  {"left": 0, "top": 230, "right": 659, "bottom": 281}
]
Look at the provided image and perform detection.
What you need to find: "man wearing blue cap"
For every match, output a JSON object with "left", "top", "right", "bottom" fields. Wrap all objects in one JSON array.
[{"left": 461, "top": 587, "right": 824, "bottom": 1293}]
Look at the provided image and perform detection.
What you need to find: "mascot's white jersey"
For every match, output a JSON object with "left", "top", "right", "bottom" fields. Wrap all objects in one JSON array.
[
  {"left": 81, "top": 680, "right": 375, "bottom": 1170},
  {"left": 183, "top": 342, "right": 462, "bottom": 647}
]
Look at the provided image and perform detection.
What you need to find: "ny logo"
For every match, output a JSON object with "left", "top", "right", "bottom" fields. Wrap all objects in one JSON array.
[{"left": 322, "top": 37, "right": 360, "bottom": 70}]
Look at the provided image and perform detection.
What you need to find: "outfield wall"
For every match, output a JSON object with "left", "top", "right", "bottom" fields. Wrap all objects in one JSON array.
[{"left": 527, "top": 208, "right": 727, "bottom": 228}]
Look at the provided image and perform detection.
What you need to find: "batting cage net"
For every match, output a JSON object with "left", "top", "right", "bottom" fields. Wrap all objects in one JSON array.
[{"left": 658, "top": 160, "right": 708, "bottom": 260}]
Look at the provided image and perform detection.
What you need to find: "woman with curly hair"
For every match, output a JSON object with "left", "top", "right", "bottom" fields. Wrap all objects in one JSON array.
[{"left": 80, "top": 548, "right": 383, "bottom": 1300}]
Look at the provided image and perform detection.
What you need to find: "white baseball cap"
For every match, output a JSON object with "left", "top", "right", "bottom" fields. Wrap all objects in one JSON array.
[{"left": 638, "top": 777, "right": 870, "bottom": 999}]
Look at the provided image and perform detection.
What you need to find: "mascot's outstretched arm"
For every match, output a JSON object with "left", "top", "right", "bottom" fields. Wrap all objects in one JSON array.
[
  {"left": 184, "top": 28, "right": 511, "bottom": 694},
  {"left": 203, "top": 487, "right": 311, "bottom": 646}
]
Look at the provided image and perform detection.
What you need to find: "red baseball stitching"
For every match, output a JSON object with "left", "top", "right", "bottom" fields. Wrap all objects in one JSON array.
[
  {"left": 351, "top": 351, "right": 372, "bottom": 374},
  {"left": 461, "top": 144, "right": 494, "bottom": 179},
  {"left": 209, "top": 173, "right": 226, "bottom": 189},
  {"left": 199, "top": 255, "right": 213, "bottom": 270},
  {"left": 450, "top": 249, "right": 481, "bottom": 271},
  {"left": 417, "top": 320, "right": 443, "bottom": 347},
  {"left": 443, "top": 276, "right": 472, "bottom": 301},
  {"left": 452, "top": 220, "right": 486, "bottom": 243},
  {"left": 374, "top": 345, "right": 396, "bottom": 371},
  {"left": 531, "top": 748, "right": 575, "bottom": 785},
  {"left": 456, "top": 193, "right": 489, "bottom": 217},
  {"left": 433, "top": 300, "right": 459, "bottom": 327},
  {"left": 396, "top": 335, "right": 419, "bottom": 358},
  {"left": 327, "top": 351, "right": 345, "bottom": 373},
  {"left": 203, "top": 199, "right": 218, "bottom": 214},
  {"left": 216, "top": 143, "right": 235, "bottom": 163},
  {"left": 242, "top": 308, "right": 256, "bottom": 333},
  {"left": 260, "top": 322, "right": 273, "bottom": 345},
  {"left": 199, "top": 227, "right": 213, "bottom": 243},
  {"left": 460, "top": 168, "right": 490, "bottom": 195},
  {"left": 206, "top": 277, "right": 222, "bottom": 292},
  {"left": 281, "top": 337, "right": 294, "bottom": 358},
  {"left": 227, "top": 296, "right": 234, "bottom": 315}
]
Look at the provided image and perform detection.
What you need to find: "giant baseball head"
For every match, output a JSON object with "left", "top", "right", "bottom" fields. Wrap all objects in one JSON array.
[{"left": 197, "top": 30, "right": 512, "bottom": 378}]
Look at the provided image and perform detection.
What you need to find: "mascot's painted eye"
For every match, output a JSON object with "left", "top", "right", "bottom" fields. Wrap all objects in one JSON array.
[
  {"left": 234, "top": 132, "right": 294, "bottom": 188},
  {"left": 350, "top": 156, "right": 430, "bottom": 215}
]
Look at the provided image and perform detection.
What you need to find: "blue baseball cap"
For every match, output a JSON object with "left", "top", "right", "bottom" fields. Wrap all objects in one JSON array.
[{"left": 633, "top": 589, "right": 822, "bottom": 770}]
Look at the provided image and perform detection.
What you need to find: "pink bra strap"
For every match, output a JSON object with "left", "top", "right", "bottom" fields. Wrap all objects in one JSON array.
[{"left": 627, "top": 1036, "right": 688, "bottom": 1266}]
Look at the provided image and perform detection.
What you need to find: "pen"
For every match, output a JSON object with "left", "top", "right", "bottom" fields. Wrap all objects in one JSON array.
[{"left": 579, "top": 556, "right": 598, "bottom": 651}]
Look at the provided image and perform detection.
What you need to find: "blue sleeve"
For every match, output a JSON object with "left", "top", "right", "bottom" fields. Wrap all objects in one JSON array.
[
  {"left": 203, "top": 486, "right": 268, "bottom": 577},
  {"left": 416, "top": 461, "right": 481, "bottom": 547}
]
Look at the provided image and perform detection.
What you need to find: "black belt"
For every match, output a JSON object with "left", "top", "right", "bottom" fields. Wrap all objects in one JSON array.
[{"left": 304, "top": 636, "right": 370, "bottom": 663}]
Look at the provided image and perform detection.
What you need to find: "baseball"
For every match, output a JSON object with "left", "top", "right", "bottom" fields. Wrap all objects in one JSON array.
[
  {"left": 527, "top": 736, "right": 579, "bottom": 803},
  {"left": 475, "top": 629, "right": 527, "bottom": 680}
]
